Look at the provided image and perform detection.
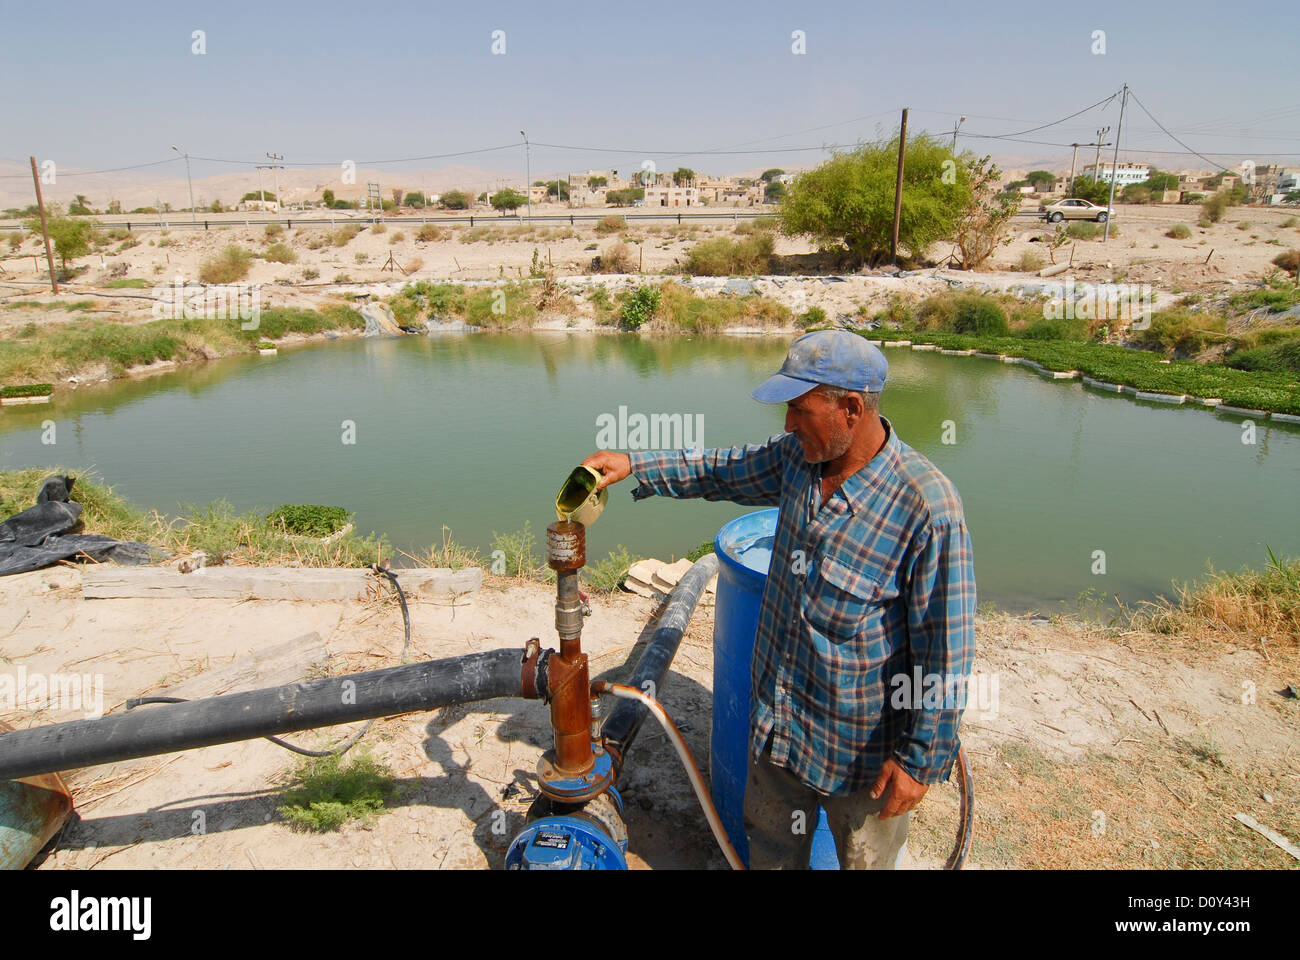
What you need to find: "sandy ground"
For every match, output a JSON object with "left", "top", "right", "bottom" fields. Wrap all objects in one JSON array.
[
  {"left": 2, "top": 560, "right": 1295, "bottom": 871},
  {"left": 1, "top": 203, "right": 1296, "bottom": 326}
]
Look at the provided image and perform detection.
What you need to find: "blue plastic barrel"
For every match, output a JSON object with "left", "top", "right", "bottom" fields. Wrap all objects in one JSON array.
[{"left": 712, "top": 508, "right": 838, "bottom": 870}]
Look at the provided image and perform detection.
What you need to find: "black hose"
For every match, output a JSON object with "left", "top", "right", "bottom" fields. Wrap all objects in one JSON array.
[
  {"left": 123, "top": 563, "right": 415, "bottom": 759},
  {"left": 0, "top": 648, "right": 524, "bottom": 781},
  {"left": 602, "top": 554, "right": 718, "bottom": 779}
]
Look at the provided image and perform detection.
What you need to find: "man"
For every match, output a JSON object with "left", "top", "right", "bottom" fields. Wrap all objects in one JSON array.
[{"left": 583, "top": 329, "right": 976, "bottom": 870}]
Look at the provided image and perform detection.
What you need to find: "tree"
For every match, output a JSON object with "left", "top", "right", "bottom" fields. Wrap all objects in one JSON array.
[
  {"left": 241, "top": 191, "right": 277, "bottom": 202},
  {"left": 545, "top": 180, "right": 570, "bottom": 201},
  {"left": 403, "top": 192, "right": 425, "bottom": 208},
  {"left": 23, "top": 213, "right": 97, "bottom": 268},
  {"left": 69, "top": 194, "right": 92, "bottom": 215},
  {"left": 1070, "top": 175, "right": 1111, "bottom": 204},
  {"left": 760, "top": 168, "right": 785, "bottom": 182},
  {"left": 1144, "top": 168, "right": 1179, "bottom": 191},
  {"left": 490, "top": 188, "right": 526, "bottom": 213},
  {"left": 607, "top": 187, "right": 645, "bottom": 206},
  {"left": 951, "top": 154, "right": 1020, "bottom": 270},
  {"left": 209, "top": 199, "right": 225, "bottom": 213},
  {"left": 477, "top": 192, "right": 488, "bottom": 202},
  {"left": 764, "top": 180, "right": 786, "bottom": 203},
  {"left": 441, "top": 190, "right": 471, "bottom": 210},
  {"left": 1025, "top": 170, "right": 1056, "bottom": 191},
  {"left": 672, "top": 167, "right": 695, "bottom": 186},
  {"left": 588, "top": 176, "right": 607, "bottom": 188},
  {"left": 322, "top": 189, "right": 336, "bottom": 206},
  {"left": 777, "top": 134, "right": 969, "bottom": 266},
  {"left": 1121, "top": 184, "right": 1152, "bottom": 204}
]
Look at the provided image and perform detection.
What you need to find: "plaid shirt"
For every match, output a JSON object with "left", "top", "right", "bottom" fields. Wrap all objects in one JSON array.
[{"left": 626, "top": 416, "right": 976, "bottom": 795}]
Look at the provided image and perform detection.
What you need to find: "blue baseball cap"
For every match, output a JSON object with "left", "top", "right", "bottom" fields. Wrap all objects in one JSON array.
[{"left": 751, "top": 330, "right": 888, "bottom": 403}]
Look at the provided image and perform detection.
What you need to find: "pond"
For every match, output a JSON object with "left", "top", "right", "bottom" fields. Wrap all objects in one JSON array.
[{"left": 2, "top": 332, "right": 1297, "bottom": 615}]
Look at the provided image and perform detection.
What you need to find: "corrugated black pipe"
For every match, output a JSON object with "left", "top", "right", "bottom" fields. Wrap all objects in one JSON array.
[
  {"left": 0, "top": 648, "right": 525, "bottom": 781},
  {"left": 602, "top": 553, "right": 718, "bottom": 780}
]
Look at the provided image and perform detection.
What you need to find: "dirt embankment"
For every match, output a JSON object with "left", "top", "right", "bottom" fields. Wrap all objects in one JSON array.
[{"left": 2, "top": 563, "right": 1293, "bottom": 870}]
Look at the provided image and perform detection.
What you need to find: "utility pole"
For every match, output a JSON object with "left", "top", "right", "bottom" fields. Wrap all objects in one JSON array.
[
  {"left": 256, "top": 165, "right": 268, "bottom": 208},
  {"left": 171, "top": 145, "right": 196, "bottom": 222},
  {"left": 950, "top": 116, "right": 966, "bottom": 152},
  {"left": 521, "top": 130, "right": 531, "bottom": 220},
  {"left": 891, "top": 107, "right": 908, "bottom": 265},
  {"left": 266, "top": 153, "right": 283, "bottom": 211},
  {"left": 1103, "top": 86, "right": 1127, "bottom": 242},
  {"left": 28, "top": 156, "right": 58, "bottom": 294},
  {"left": 1091, "top": 127, "right": 1110, "bottom": 187}
]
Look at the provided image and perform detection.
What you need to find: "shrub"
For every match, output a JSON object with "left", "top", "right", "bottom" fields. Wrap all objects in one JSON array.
[
  {"left": 800, "top": 306, "right": 828, "bottom": 328},
  {"left": 371, "top": 222, "right": 386, "bottom": 235},
  {"left": 1065, "top": 221, "right": 1098, "bottom": 240},
  {"left": 595, "top": 215, "right": 627, "bottom": 236},
  {"left": 1271, "top": 249, "right": 1300, "bottom": 272},
  {"left": 1, "top": 383, "right": 54, "bottom": 398},
  {"left": 951, "top": 295, "right": 1008, "bottom": 336},
  {"left": 389, "top": 231, "right": 404, "bottom": 244},
  {"left": 621, "top": 285, "right": 661, "bottom": 329},
  {"left": 598, "top": 240, "right": 633, "bottom": 273},
  {"left": 1236, "top": 221, "right": 1250, "bottom": 231},
  {"left": 302, "top": 268, "right": 320, "bottom": 280},
  {"left": 265, "top": 504, "right": 350, "bottom": 538},
  {"left": 415, "top": 224, "right": 443, "bottom": 242},
  {"left": 1017, "top": 316, "right": 1088, "bottom": 341},
  {"left": 1226, "top": 336, "right": 1300, "bottom": 373},
  {"left": 685, "top": 234, "right": 774, "bottom": 275},
  {"left": 1281, "top": 217, "right": 1298, "bottom": 228},
  {"left": 263, "top": 242, "right": 296, "bottom": 263},
  {"left": 1017, "top": 249, "right": 1046, "bottom": 272},
  {"left": 198, "top": 245, "right": 253, "bottom": 284},
  {"left": 1166, "top": 224, "right": 1192, "bottom": 239},
  {"left": 264, "top": 223, "right": 284, "bottom": 240},
  {"left": 1131, "top": 308, "right": 1227, "bottom": 355},
  {"left": 332, "top": 225, "right": 361, "bottom": 247},
  {"left": 1201, "top": 192, "right": 1229, "bottom": 223}
]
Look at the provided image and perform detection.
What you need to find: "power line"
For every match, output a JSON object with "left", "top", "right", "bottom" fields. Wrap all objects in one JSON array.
[
  {"left": 0, "top": 156, "right": 181, "bottom": 179},
  {"left": 1126, "top": 89, "right": 1231, "bottom": 173}
]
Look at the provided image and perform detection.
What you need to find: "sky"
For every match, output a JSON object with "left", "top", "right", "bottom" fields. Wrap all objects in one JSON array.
[{"left": 2, "top": 0, "right": 1299, "bottom": 186}]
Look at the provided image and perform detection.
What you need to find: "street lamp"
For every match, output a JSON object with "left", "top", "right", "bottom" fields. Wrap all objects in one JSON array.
[
  {"left": 521, "top": 130, "right": 531, "bottom": 221},
  {"left": 951, "top": 116, "right": 966, "bottom": 152},
  {"left": 171, "top": 145, "right": 196, "bottom": 222}
]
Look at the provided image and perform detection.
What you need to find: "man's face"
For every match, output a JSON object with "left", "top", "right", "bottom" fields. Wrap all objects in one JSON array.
[{"left": 785, "top": 386, "right": 853, "bottom": 464}]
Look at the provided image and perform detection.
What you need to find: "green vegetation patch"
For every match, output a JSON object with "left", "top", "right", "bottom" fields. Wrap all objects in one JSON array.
[
  {"left": 277, "top": 751, "right": 401, "bottom": 832},
  {"left": 265, "top": 504, "right": 351, "bottom": 537}
]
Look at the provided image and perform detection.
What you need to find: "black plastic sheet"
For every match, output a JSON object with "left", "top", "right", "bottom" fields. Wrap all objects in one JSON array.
[{"left": 0, "top": 474, "right": 165, "bottom": 576}]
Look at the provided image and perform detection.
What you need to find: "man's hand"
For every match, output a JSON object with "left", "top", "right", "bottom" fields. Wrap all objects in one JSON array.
[
  {"left": 581, "top": 451, "right": 632, "bottom": 491},
  {"left": 870, "top": 757, "right": 928, "bottom": 819}
]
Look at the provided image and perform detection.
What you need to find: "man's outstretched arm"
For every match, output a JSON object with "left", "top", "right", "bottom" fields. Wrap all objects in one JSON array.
[{"left": 583, "top": 435, "right": 790, "bottom": 506}]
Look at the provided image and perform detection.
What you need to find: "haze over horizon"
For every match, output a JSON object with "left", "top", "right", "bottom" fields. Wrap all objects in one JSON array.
[{"left": 3, "top": 0, "right": 1298, "bottom": 207}]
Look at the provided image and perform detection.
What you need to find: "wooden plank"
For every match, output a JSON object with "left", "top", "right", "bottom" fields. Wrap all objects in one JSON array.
[
  {"left": 155, "top": 632, "right": 328, "bottom": 701},
  {"left": 81, "top": 566, "right": 482, "bottom": 601}
]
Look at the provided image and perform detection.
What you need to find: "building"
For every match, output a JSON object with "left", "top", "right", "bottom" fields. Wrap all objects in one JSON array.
[
  {"left": 1080, "top": 162, "right": 1150, "bottom": 185},
  {"left": 644, "top": 185, "right": 700, "bottom": 207}
]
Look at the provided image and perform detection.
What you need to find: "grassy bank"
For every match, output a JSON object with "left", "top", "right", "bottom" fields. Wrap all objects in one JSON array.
[
  {"left": 865, "top": 289, "right": 1300, "bottom": 414},
  {"left": 0, "top": 303, "right": 364, "bottom": 385}
]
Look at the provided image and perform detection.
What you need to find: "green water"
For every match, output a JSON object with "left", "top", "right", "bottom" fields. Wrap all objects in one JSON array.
[{"left": 2, "top": 332, "right": 1297, "bottom": 615}]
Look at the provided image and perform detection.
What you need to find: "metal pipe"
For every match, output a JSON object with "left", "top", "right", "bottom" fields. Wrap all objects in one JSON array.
[
  {"left": 0, "top": 648, "right": 527, "bottom": 781},
  {"left": 602, "top": 554, "right": 718, "bottom": 777}
]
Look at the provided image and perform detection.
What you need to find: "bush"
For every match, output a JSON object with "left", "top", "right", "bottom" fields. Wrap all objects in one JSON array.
[
  {"left": 1131, "top": 308, "right": 1227, "bottom": 355},
  {"left": 951, "top": 295, "right": 1009, "bottom": 336},
  {"left": 1017, "top": 249, "right": 1046, "bottom": 272},
  {"left": 263, "top": 242, "right": 296, "bottom": 263},
  {"left": 390, "top": 231, "right": 404, "bottom": 244},
  {"left": 264, "top": 223, "right": 284, "bottom": 240},
  {"left": 1271, "top": 249, "right": 1300, "bottom": 272},
  {"left": 1166, "top": 224, "right": 1192, "bottom": 239},
  {"left": 302, "top": 268, "right": 320, "bottom": 280},
  {"left": 800, "top": 306, "right": 828, "bottom": 328},
  {"left": 198, "top": 245, "right": 253, "bottom": 284},
  {"left": 265, "top": 504, "right": 351, "bottom": 538},
  {"left": 1017, "top": 317, "right": 1087, "bottom": 341},
  {"left": 598, "top": 240, "right": 633, "bottom": 273},
  {"left": 1, "top": 383, "right": 54, "bottom": 398},
  {"left": 595, "top": 215, "right": 627, "bottom": 236},
  {"left": 1201, "top": 192, "right": 1229, "bottom": 223},
  {"left": 684, "top": 234, "right": 774, "bottom": 275},
  {"left": 621, "top": 285, "right": 661, "bottom": 329},
  {"left": 332, "top": 225, "right": 361, "bottom": 247},
  {"left": 415, "top": 224, "right": 444, "bottom": 242},
  {"left": 1226, "top": 335, "right": 1300, "bottom": 373},
  {"left": 1065, "top": 222, "right": 1098, "bottom": 240}
]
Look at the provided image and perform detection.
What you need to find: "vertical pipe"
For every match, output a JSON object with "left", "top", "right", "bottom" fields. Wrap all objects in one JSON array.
[
  {"left": 891, "top": 108, "right": 908, "bottom": 265},
  {"left": 28, "top": 157, "right": 58, "bottom": 294}
]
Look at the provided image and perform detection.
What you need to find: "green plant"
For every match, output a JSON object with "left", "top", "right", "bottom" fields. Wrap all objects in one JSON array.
[
  {"left": 103, "top": 278, "right": 151, "bottom": 289},
  {"left": 596, "top": 215, "right": 627, "bottom": 236},
  {"left": 491, "top": 521, "right": 541, "bottom": 579},
  {"left": 1129, "top": 308, "right": 1228, "bottom": 355},
  {"left": 1166, "top": 224, "right": 1192, "bottom": 239},
  {"left": 1017, "top": 249, "right": 1046, "bottom": 272},
  {"left": 265, "top": 504, "right": 350, "bottom": 537},
  {"left": 1, "top": 383, "right": 54, "bottom": 398},
  {"left": 490, "top": 188, "right": 526, "bottom": 213},
  {"left": 583, "top": 546, "right": 641, "bottom": 592},
  {"left": 263, "top": 242, "right": 296, "bottom": 264},
  {"left": 1201, "top": 191, "right": 1229, "bottom": 223},
  {"left": 256, "top": 340, "right": 275, "bottom": 350},
  {"left": 1272, "top": 249, "right": 1300, "bottom": 272},
  {"left": 800, "top": 306, "right": 828, "bottom": 328},
  {"left": 684, "top": 234, "right": 774, "bottom": 275},
  {"left": 621, "top": 285, "right": 661, "bottom": 329},
  {"left": 198, "top": 245, "right": 253, "bottom": 284},
  {"left": 952, "top": 153, "right": 1020, "bottom": 269},
  {"left": 264, "top": 223, "right": 284, "bottom": 240},
  {"left": 332, "top": 225, "right": 361, "bottom": 247},
  {"left": 951, "top": 295, "right": 1008, "bottom": 336},
  {"left": 302, "top": 268, "right": 320, "bottom": 280},
  {"left": 415, "top": 224, "right": 443, "bottom": 242},
  {"left": 276, "top": 751, "right": 400, "bottom": 832},
  {"left": 778, "top": 135, "right": 968, "bottom": 266},
  {"left": 22, "top": 213, "right": 97, "bottom": 267},
  {"left": 1065, "top": 222, "right": 1098, "bottom": 240}
]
